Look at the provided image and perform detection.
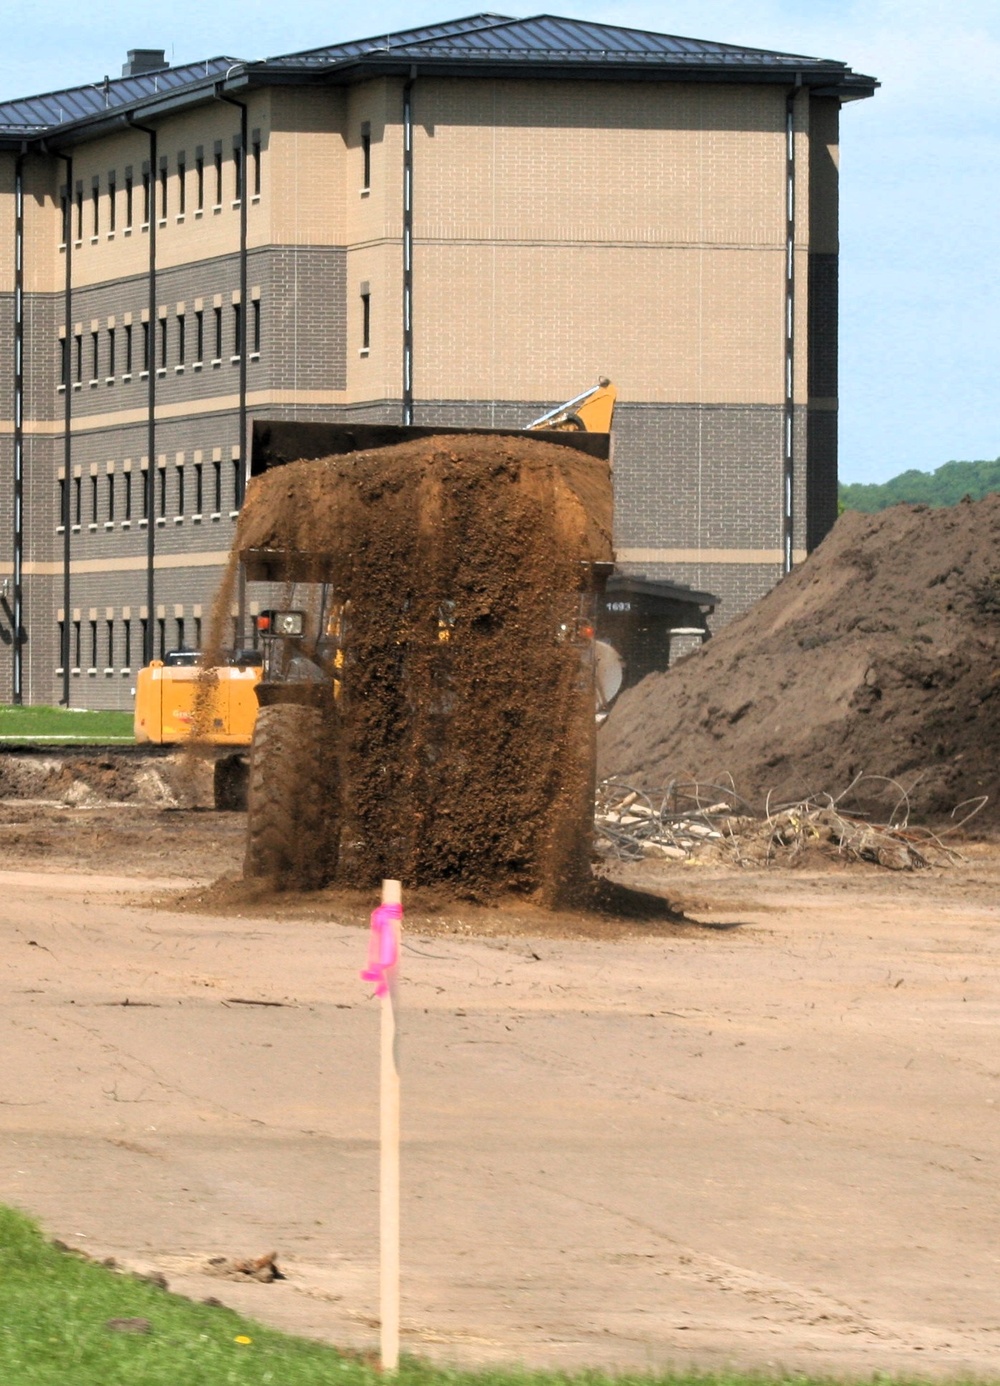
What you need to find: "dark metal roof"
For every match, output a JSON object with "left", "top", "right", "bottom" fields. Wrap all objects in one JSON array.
[
  {"left": 0, "top": 13, "right": 876, "bottom": 146},
  {"left": 0, "top": 57, "right": 240, "bottom": 135}
]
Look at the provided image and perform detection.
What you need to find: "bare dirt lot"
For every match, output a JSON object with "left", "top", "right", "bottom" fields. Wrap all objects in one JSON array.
[{"left": 1, "top": 802, "right": 999, "bottom": 1378}]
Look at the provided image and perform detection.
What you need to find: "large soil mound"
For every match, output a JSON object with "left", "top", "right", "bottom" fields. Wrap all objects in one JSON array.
[
  {"left": 211, "top": 433, "right": 612, "bottom": 901},
  {"left": 599, "top": 495, "right": 1000, "bottom": 826}
]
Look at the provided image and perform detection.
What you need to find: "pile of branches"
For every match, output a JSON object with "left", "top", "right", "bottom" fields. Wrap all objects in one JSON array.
[{"left": 595, "top": 775, "right": 987, "bottom": 871}]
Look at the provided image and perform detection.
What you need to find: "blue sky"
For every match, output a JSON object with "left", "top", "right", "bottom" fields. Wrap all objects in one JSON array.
[{"left": 2, "top": 1, "right": 996, "bottom": 484}]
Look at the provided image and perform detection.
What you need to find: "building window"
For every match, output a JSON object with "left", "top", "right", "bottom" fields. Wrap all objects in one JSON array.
[
  {"left": 361, "top": 123, "right": 371, "bottom": 189},
  {"left": 107, "top": 619, "right": 114, "bottom": 669},
  {"left": 125, "top": 170, "right": 134, "bottom": 228},
  {"left": 59, "top": 189, "right": 69, "bottom": 243},
  {"left": 159, "top": 162, "right": 168, "bottom": 219},
  {"left": 124, "top": 470, "right": 132, "bottom": 520},
  {"left": 140, "top": 616, "right": 149, "bottom": 663},
  {"left": 157, "top": 617, "right": 166, "bottom": 661},
  {"left": 175, "top": 617, "right": 185, "bottom": 650},
  {"left": 107, "top": 327, "right": 115, "bottom": 378},
  {"left": 141, "top": 469, "right": 149, "bottom": 520},
  {"left": 58, "top": 476, "right": 66, "bottom": 528},
  {"left": 73, "top": 620, "right": 81, "bottom": 669},
  {"left": 57, "top": 619, "right": 65, "bottom": 670},
  {"left": 123, "top": 620, "right": 132, "bottom": 669},
  {"left": 213, "top": 459, "right": 222, "bottom": 512},
  {"left": 177, "top": 313, "right": 185, "bottom": 366},
  {"left": 177, "top": 155, "right": 186, "bottom": 215},
  {"left": 252, "top": 299, "right": 261, "bottom": 354},
  {"left": 232, "top": 458, "right": 241, "bottom": 508},
  {"left": 233, "top": 142, "right": 243, "bottom": 203},
  {"left": 159, "top": 317, "right": 167, "bottom": 371},
  {"left": 60, "top": 337, "right": 69, "bottom": 387},
  {"left": 214, "top": 147, "right": 223, "bottom": 206},
  {"left": 194, "top": 461, "right": 204, "bottom": 514},
  {"left": 232, "top": 302, "right": 242, "bottom": 359},
  {"left": 124, "top": 323, "right": 133, "bottom": 374},
  {"left": 196, "top": 152, "right": 205, "bottom": 211},
  {"left": 361, "top": 291, "right": 371, "bottom": 350},
  {"left": 90, "top": 474, "right": 98, "bottom": 524},
  {"left": 158, "top": 468, "right": 167, "bottom": 518},
  {"left": 74, "top": 333, "right": 82, "bottom": 385},
  {"left": 108, "top": 173, "right": 116, "bottom": 233},
  {"left": 142, "top": 168, "right": 151, "bottom": 226},
  {"left": 251, "top": 131, "right": 261, "bottom": 195},
  {"left": 177, "top": 464, "right": 185, "bottom": 515},
  {"left": 90, "top": 330, "right": 99, "bottom": 382},
  {"left": 213, "top": 306, "right": 222, "bottom": 361},
  {"left": 107, "top": 473, "right": 115, "bottom": 522},
  {"left": 89, "top": 620, "right": 98, "bottom": 670},
  {"left": 73, "top": 475, "right": 81, "bottom": 526},
  {"left": 91, "top": 181, "right": 99, "bottom": 237},
  {"left": 142, "top": 321, "right": 150, "bottom": 373},
  {"left": 195, "top": 309, "right": 204, "bottom": 363},
  {"left": 74, "top": 183, "right": 83, "bottom": 241},
  {"left": 193, "top": 616, "right": 202, "bottom": 649}
]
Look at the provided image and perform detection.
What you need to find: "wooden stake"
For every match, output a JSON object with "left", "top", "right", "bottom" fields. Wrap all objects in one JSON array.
[{"left": 380, "top": 878, "right": 401, "bottom": 1372}]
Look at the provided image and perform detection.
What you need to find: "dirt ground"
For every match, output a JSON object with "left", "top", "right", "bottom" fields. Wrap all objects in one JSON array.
[{"left": 1, "top": 804, "right": 999, "bottom": 1378}]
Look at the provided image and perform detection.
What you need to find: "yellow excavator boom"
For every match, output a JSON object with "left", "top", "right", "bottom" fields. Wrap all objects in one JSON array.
[{"left": 527, "top": 378, "right": 617, "bottom": 434}]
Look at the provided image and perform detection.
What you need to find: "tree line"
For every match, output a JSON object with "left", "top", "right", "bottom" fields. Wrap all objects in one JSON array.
[{"left": 839, "top": 457, "right": 1000, "bottom": 513}]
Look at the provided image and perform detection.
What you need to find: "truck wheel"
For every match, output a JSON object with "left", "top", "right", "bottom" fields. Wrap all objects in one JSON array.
[
  {"left": 213, "top": 754, "right": 249, "bottom": 811},
  {"left": 244, "top": 703, "right": 339, "bottom": 889}
]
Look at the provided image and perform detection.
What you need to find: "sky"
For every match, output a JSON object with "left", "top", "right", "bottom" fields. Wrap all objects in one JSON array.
[{"left": 2, "top": 1, "right": 997, "bottom": 485}]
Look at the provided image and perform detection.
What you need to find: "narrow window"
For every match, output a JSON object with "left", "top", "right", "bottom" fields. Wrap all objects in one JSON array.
[
  {"left": 195, "top": 152, "right": 205, "bottom": 210},
  {"left": 90, "top": 474, "right": 98, "bottom": 524},
  {"left": 214, "top": 147, "right": 223, "bottom": 206},
  {"left": 107, "top": 327, "right": 115, "bottom": 378},
  {"left": 125, "top": 170, "right": 134, "bottom": 228},
  {"left": 361, "top": 291, "right": 371, "bottom": 350},
  {"left": 177, "top": 313, "right": 185, "bottom": 366},
  {"left": 107, "top": 473, "right": 115, "bottom": 522},
  {"left": 73, "top": 620, "right": 81, "bottom": 668},
  {"left": 91, "top": 181, "right": 99, "bottom": 237},
  {"left": 124, "top": 323, "right": 133, "bottom": 374},
  {"left": 58, "top": 476, "right": 66, "bottom": 528},
  {"left": 157, "top": 617, "right": 165, "bottom": 660},
  {"left": 90, "top": 620, "right": 98, "bottom": 669},
  {"left": 159, "top": 317, "right": 167, "bottom": 370},
  {"left": 124, "top": 470, "right": 133, "bottom": 520},
  {"left": 158, "top": 467, "right": 166, "bottom": 517},
  {"left": 214, "top": 306, "right": 222, "bottom": 360},
  {"left": 106, "top": 619, "right": 114, "bottom": 669},
  {"left": 176, "top": 617, "right": 185, "bottom": 650},
  {"left": 140, "top": 616, "right": 149, "bottom": 662},
  {"left": 123, "top": 620, "right": 132, "bottom": 669},
  {"left": 58, "top": 619, "right": 66, "bottom": 669},
  {"left": 232, "top": 458, "right": 241, "bottom": 508},
  {"left": 75, "top": 183, "right": 83, "bottom": 241},
  {"left": 73, "top": 475, "right": 81, "bottom": 526},
  {"left": 59, "top": 189, "right": 69, "bottom": 243},
  {"left": 193, "top": 616, "right": 202, "bottom": 649},
  {"left": 233, "top": 142, "right": 242, "bottom": 203},
  {"left": 90, "top": 330, "right": 99, "bottom": 381},
  {"left": 159, "top": 162, "right": 168, "bottom": 219},
  {"left": 74, "top": 333, "right": 82, "bottom": 384},
  {"left": 142, "top": 168, "right": 151, "bottom": 225},
  {"left": 194, "top": 462, "right": 203, "bottom": 513},
  {"left": 177, "top": 464, "right": 185, "bottom": 515},
  {"left": 195, "top": 310, "right": 204, "bottom": 362},
  {"left": 213, "top": 459, "right": 222, "bottom": 512},
  {"left": 141, "top": 468, "right": 149, "bottom": 519},
  {"left": 232, "top": 302, "right": 242, "bottom": 359},
  {"left": 60, "top": 337, "right": 69, "bottom": 387},
  {"left": 108, "top": 172, "right": 116, "bottom": 232},
  {"left": 251, "top": 132, "right": 261, "bottom": 196},
  {"left": 252, "top": 299, "right": 261, "bottom": 354},
  {"left": 177, "top": 155, "right": 186, "bottom": 214},
  {"left": 361, "top": 123, "right": 371, "bottom": 190}
]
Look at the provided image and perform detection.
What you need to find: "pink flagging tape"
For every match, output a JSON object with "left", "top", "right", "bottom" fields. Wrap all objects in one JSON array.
[{"left": 360, "top": 902, "right": 402, "bottom": 997}]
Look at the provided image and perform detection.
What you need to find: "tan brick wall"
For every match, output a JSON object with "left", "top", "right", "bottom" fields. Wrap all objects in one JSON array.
[{"left": 269, "top": 87, "right": 347, "bottom": 247}]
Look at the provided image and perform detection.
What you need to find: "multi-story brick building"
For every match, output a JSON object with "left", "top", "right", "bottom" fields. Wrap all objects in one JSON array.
[{"left": 0, "top": 15, "right": 875, "bottom": 709}]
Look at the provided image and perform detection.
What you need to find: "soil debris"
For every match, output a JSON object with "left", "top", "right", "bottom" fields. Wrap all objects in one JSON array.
[
  {"left": 205, "top": 1251, "right": 284, "bottom": 1283},
  {"left": 600, "top": 496, "right": 1000, "bottom": 827}
]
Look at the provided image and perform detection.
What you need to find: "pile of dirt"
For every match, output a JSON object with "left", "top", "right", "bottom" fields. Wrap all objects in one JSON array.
[
  {"left": 599, "top": 495, "right": 1000, "bottom": 827},
  {"left": 0, "top": 750, "right": 211, "bottom": 808},
  {"left": 208, "top": 433, "right": 613, "bottom": 903}
]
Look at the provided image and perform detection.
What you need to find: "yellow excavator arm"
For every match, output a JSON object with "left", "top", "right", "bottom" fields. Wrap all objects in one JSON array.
[{"left": 527, "top": 378, "right": 617, "bottom": 434}]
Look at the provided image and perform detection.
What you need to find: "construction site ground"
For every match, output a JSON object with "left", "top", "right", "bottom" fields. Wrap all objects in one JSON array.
[{"left": 1, "top": 798, "right": 999, "bottom": 1379}]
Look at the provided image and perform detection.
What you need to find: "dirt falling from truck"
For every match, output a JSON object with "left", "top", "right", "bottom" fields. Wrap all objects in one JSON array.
[{"left": 206, "top": 434, "right": 613, "bottom": 903}]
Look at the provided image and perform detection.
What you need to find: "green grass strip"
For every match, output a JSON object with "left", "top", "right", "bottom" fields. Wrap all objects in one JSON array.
[{"left": 0, "top": 705, "right": 134, "bottom": 746}]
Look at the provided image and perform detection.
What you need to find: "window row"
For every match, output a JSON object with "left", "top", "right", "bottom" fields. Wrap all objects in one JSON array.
[
  {"left": 58, "top": 456, "right": 242, "bottom": 532},
  {"left": 59, "top": 299, "right": 261, "bottom": 389},
  {"left": 59, "top": 131, "right": 262, "bottom": 246},
  {"left": 57, "top": 613, "right": 202, "bottom": 674}
]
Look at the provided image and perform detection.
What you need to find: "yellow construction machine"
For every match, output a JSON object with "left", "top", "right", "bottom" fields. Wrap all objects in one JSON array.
[{"left": 133, "top": 378, "right": 617, "bottom": 811}]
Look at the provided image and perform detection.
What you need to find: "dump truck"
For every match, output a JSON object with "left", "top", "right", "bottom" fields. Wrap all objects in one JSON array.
[{"left": 132, "top": 382, "right": 614, "bottom": 809}]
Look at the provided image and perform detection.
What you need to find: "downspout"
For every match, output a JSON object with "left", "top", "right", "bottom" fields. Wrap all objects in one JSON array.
[
  {"left": 215, "top": 87, "right": 248, "bottom": 503},
  {"left": 782, "top": 78, "right": 802, "bottom": 574},
  {"left": 216, "top": 85, "right": 249, "bottom": 648},
  {"left": 54, "top": 150, "right": 73, "bottom": 707},
  {"left": 12, "top": 148, "right": 25, "bottom": 702},
  {"left": 128, "top": 117, "right": 158, "bottom": 663},
  {"left": 402, "top": 67, "right": 416, "bottom": 424}
]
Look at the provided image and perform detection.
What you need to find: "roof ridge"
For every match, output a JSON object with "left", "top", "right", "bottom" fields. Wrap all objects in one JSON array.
[
  {"left": 522, "top": 13, "right": 838, "bottom": 64},
  {"left": 265, "top": 14, "right": 513, "bottom": 64},
  {"left": 0, "top": 56, "right": 242, "bottom": 121}
]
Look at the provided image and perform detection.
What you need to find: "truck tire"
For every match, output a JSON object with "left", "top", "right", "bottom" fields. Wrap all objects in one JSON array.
[
  {"left": 244, "top": 703, "right": 339, "bottom": 889},
  {"left": 213, "top": 754, "right": 250, "bottom": 811}
]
